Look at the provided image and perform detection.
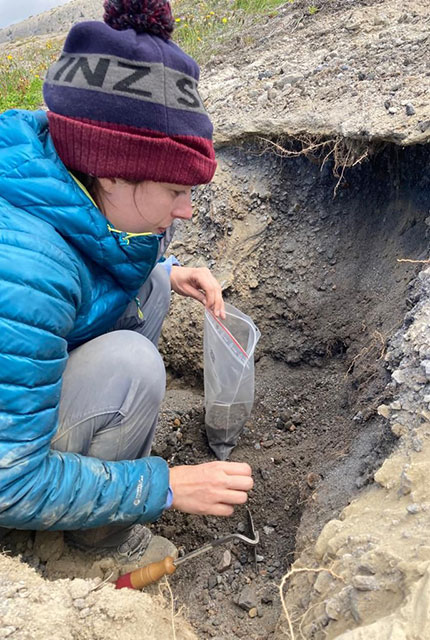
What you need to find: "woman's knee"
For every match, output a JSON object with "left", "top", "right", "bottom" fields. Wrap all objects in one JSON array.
[{"left": 112, "top": 330, "right": 166, "bottom": 402}]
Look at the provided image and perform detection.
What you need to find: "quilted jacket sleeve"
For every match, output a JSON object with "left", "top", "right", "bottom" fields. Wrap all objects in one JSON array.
[{"left": 0, "top": 223, "right": 169, "bottom": 530}]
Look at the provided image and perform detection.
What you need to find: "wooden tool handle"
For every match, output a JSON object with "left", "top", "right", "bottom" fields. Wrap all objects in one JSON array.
[{"left": 115, "top": 556, "right": 176, "bottom": 589}]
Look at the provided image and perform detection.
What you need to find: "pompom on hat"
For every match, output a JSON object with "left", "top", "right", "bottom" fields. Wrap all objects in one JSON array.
[{"left": 43, "top": 0, "right": 216, "bottom": 185}]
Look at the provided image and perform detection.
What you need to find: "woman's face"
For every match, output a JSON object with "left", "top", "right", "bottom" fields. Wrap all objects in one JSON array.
[{"left": 96, "top": 178, "right": 193, "bottom": 234}]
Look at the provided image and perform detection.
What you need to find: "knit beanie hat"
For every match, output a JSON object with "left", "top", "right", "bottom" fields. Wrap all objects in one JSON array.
[{"left": 43, "top": 0, "right": 216, "bottom": 185}]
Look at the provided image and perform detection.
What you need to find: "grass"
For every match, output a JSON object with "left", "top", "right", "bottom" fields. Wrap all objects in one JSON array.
[
  {"left": 0, "top": 0, "right": 302, "bottom": 111},
  {"left": 172, "top": 0, "right": 286, "bottom": 62},
  {"left": 0, "top": 38, "right": 61, "bottom": 111}
]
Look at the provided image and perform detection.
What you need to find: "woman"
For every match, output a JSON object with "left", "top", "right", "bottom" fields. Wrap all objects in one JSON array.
[{"left": 0, "top": 0, "right": 253, "bottom": 562}]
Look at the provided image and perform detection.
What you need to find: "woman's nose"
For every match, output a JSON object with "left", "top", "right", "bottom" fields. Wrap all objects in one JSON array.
[{"left": 173, "top": 194, "right": 193, "bottom": 220}]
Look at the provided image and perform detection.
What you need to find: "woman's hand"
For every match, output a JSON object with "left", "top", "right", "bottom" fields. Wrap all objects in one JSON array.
[
  {"left": 169, "top": 461, "right": 253, "bottom": 516},
  {"left": 170, "top": 266, "right": 225, "bottom": 319}
]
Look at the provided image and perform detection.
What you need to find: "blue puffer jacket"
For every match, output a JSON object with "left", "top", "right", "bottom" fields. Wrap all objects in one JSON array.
[{"left": 0, "top": 109, "right": 170, "bottom": 530}]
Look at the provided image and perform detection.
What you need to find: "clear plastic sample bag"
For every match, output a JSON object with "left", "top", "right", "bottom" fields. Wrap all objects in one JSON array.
[{"left": 204, "top": 302, "right": 261, "bottom": 460}]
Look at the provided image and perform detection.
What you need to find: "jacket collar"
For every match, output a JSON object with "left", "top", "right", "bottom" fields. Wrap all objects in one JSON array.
[{"left": 0, "top": 109, "right": 162, "bottom": 295}]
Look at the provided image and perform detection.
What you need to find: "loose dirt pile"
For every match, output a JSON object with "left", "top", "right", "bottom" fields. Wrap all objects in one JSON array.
[
  {"left": 1, "top": 1, "right": 430, "bottom": 639},
  {"left": 0, "top": 548, "right": 197, "bottom": 640}
]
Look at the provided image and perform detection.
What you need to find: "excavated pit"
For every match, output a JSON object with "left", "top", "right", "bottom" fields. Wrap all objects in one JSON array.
[
  {"left": 2, "top": 140, "right": 430, "bottom": 640},
  {"left": 151, "top": 140, "right": 430, "bottom": 638}
]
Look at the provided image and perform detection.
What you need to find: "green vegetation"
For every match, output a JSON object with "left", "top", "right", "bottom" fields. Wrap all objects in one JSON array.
[
  {"left": 172, "top": 0, "right": 286, "bottom": 63},
  {"left": 0, "top": 0, "right": 296, "bottom": 111},
  {"left": 0, "top": 39, "right": 60, "bottom": 111}
]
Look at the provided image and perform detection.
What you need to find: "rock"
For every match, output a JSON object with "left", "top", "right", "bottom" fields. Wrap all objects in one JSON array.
[
  {"left": 418, "top": 120, "right": 430, "bottom": 132},
  {"left": 306, "top": 472, "right": 320, "bottom": 489},
  {"left": 238, "top": 585, "right": 257, "bottom": 611},
  {"left": 392, "top": 369, "right": 406, "bottom": 384},
  {"left": 282, "top": 74, "right": 303, "bottom": 86},
  {"left": 325, "top": 597, "right": 341, "bottom": 620},
  {"left": 248, "top": 607, "right": 258, "bottom": 618},
  {"left": 390, "top": 401, "right": 402, "bottom": 410},
  {"left": 420, "top": 360, "right": 430, "bottom": 377},
  {"left": 352, "top": 575, "right": 380, "bottom": 591},
  {"left": 314, "top": 570, "right": 334, "bottom": 594},
  {"left": 208, "top": 574, "right": 218, "bottom": 589},
  {"left": 218, "top": 550, "right": 232, "bottom": 572},
  {"left": 377, "top": 404, "right": 391, "bottom": 418},
  {"left": 412, "top": 437, "right": 423, "bottom": 452},
  {"left": 407, "top": 503, "right": 421, "bottom": 514},
  {"left": 259, "top": 468, "right": 270, "bottom": 481},
  {"left": 405, "top": 103, "right": 416, "bottom": 116},
  {"left": 263, "top": 526, "right": 275, "bottom": 535}
]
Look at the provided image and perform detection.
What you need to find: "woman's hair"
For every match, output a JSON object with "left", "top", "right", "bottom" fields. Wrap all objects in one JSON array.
[
  {"left": 70, "top": 170, "right": 96, "bottom": 195},
  {"left": 70, "top": 170, "right": 144, "bottom": 219}
]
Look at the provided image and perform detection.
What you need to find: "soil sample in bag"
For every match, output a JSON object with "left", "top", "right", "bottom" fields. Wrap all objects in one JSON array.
[
  {"left": 204, "top": 304, "right": 260, "bottom": 460},
  {"left": 205, "top": 402, "right": 252, "bottom": 460}
]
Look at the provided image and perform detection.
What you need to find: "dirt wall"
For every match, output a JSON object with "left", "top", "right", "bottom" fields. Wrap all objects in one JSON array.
[{"left": 277, "top": 266, "right": 430, "bottom": 639}]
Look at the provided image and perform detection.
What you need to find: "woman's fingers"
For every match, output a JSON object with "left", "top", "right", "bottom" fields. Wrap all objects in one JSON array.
[
  {"left": 170, "top": 266, "right": 226, "bottom": 319},
  {"left": 223, "top": 462, "right": 252, "bottom": 476},
  {"left": 169, "top": 461, "right": 254, "bottom": 516}
]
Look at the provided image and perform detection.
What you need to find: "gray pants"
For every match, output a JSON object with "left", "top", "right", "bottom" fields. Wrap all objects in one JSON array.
[
  {"left": 52, "top": 265, "right": 170, "bottom": 550},
  {"left": 52, "top": 264, "right": 170, "bottom": 461}
]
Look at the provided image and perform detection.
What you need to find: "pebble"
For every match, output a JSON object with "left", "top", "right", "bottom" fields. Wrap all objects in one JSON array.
[
  {"left": 407, "top": 503, "right": 421, "bottom": 514},
  {"left": 208, "top": 575, "right": 218, "bottom": 589},
  {"left": 405, "top": 103, "right": 416, "bottom": 116},
  {"left": 248, "top": 607, "right": 258, "bottom": 618},
  {"left": 352, "top": 575, "right": 380, "bottom": 591},
  {"left": 263, "top": 526, "right": 275, "bottom": 535},
  {"left": 392, "top": 369, "right": 406, "bottom": 384},
  {"left": 238, "top": 585, "right": 257, "bottom": 611},
  {"left": 377, "top": 404, "right": 390, "bottom": 418},
  {"left": 306, "top": 472, "right": 320, "bottom": 489},
  {"left": 261, "top": 440, "right": 274, "bottom": 448},
  {"left": 259, "top": 469, "right": 270, "bottom": 481},
  {"left": 218, "top": 550, "right": 232, "bottom": 572},
  {"left": 412, "top": 437, "right": 423, "bottom": 452},
  {"left": 420, "top": 360, "right": 430, "bottom": 378}
]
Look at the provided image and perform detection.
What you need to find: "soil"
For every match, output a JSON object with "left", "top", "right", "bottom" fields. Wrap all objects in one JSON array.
[
  {"left": 150, "top": 141, "right": 430, "bottom": 639},
  {"left": 1, "top": 1, "right": 430, "bottom": 639}
]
